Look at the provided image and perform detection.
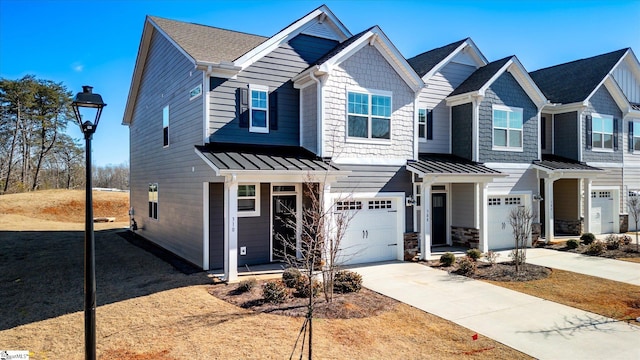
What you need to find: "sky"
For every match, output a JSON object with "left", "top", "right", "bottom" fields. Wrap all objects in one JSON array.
[{"left": 1, "top": 0, "right": 639, "bottom": 166}]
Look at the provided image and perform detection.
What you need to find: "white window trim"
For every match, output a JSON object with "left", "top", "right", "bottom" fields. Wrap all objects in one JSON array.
[
  {"left": 418, "top": 108, "right": 427, "bottom": 142},
  {"left": 249, "top": 84, "right": 269, "bottom": 134},
  {"left": 238, "top": 183, "right": 260, "bottom": 217},
  {"left": 148, "top": 183, "right": 159, "bottom": 220},
  {"left": 162, "top": 105, "right": 169, "bottom": 148},
  {"left": 345, "top": 87, "right": 393, "bottom": 144},
  {"left": 189, "top": 84, "right": 203, "bottom": 101},
  {"left": 632, "top": 120, "right": 640, "bottom": 154},
  {"left": 492, "top": 104, "right": 523, "bottom": 152},
  {"left": 590, "top": 113, "right": 614, "bottom": 152}
]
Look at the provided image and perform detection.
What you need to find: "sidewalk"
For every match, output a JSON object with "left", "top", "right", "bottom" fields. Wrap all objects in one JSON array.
[{"left": 353, "top": 262, "right": 640, "bottom": 360}]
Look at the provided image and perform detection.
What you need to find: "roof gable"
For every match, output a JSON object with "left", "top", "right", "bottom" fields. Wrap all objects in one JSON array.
[{"left": 407, "top": 38, "right": 487, "bottom": 79}]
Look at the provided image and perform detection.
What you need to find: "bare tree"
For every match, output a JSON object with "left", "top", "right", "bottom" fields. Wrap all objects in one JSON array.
[
  {"left": 628, "top": 195, "right": 640, "bottom": 252},
  {"left": 509, "top": 206, "right": 534, "bottom": 274}
]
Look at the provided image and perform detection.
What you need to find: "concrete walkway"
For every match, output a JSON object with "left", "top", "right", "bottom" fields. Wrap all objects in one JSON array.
[
  {"left": 494, "top": 248, "right": 640, "bottom": 286},
  {"left": 352, "top": 262, "right": 640, "bottom": 360}
]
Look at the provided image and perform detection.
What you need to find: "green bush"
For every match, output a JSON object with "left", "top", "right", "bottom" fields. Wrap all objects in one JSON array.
[
  {"left": 440, "top": 252, "right": 456, "bottom": 267},
  {"left": 457, "top": 256, "right": 477, "bottom": 275},
  {"left": 236, "top": 278, "right": 257, "bottom": 293},
  {"left": 262, "top": 280, "right": 288, "bottom": 303},
  {"left": 294, "top": 276, "right": 321, "bottom": 298},
  {"left": 566, "top": 239, "right": 580, "bottom": 249},
  {"left": 605, "top": 234, "right": 622, "bottom": 250},
  {"left": 580, "top": 233, "right": 596, "bottom": 245},
  {"left": 585, "top": 240, "right": 606, "bottom": 255},
  {"left": 282, "top": 268, "right": 303, "bottom": 288},
  {"left": 466, "top": 248, "right": 482, "bottom": 261},
  {"left": 333, "top": 270, "right": 363, "bottom": 294}
]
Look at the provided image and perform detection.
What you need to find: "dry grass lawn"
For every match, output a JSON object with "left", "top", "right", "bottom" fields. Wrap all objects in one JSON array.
[{"left": 0, "top": 190, "right": 530, "bottom": 359}]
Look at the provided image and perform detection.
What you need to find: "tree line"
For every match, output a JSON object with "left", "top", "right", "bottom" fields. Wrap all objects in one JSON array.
[{"left": 0, "top": 75, "right": 128, "bottom": 193}]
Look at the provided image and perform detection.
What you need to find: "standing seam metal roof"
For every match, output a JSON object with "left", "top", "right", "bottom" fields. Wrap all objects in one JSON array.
[
  {"left": 408, "top": 154, "right": 502, "bottom": 175},
  {"left": 532, "top": 155, "right": 602, "bottom": 172}
]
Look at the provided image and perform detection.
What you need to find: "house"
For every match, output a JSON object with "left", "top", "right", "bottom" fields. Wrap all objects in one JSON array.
[
  {"left": 530, "top": 48, "right": 640, "bottom": 236},
  {"left": 406, "top": 41, "right": 547, "bottom": 258},
  {"left": 123, "top": 5, "right": 422, "bottom": 281}
]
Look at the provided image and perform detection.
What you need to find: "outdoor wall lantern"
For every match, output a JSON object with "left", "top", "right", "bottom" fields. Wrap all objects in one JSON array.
[{"left": 71, "top": 85, "right": 106, "bottom": 360}]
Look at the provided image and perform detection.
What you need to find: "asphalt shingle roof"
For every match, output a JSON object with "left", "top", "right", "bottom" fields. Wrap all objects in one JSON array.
[
  {"left": 408, "top": 153, "right": 503, "bottom": 175},
  {"left": 407, "top": 38, "right": 468, "bottom": 77},
  {"left": 533, "top": 155, "right": 602, "bottom": 172},
  {"left": 449, "top": 56, "right": 512, "bottom": 96},
  {"left": 310, "top": 27, "right": 373, "bottom": 67},
  {"left": 149, "top": 16, "right": 268, "bottom": 64},
  {"left": 529, "top": 49, "right": 628, "bottom": 104}
]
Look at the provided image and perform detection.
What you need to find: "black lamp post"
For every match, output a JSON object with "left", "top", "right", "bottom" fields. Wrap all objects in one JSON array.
[{"left": 71, "top": 85, "right": 106, "bottom": 360}]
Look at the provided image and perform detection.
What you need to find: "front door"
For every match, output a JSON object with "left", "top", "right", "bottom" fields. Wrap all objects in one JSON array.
[
  {"left": 432, "top": 193, "right": 447, "bottom": 246},
  {"left": 272, "top": 194, "right": 297, "bottom": 261}
]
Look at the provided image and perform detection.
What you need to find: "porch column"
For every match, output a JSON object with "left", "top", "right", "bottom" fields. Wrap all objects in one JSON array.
[
  {"left": 583, "top": 178, "right": 592, "bottom": 234},
  {"left": 224, "top": 175, "right": 238, "bottom": 282},
  {"left": 419, "top": 181, "right": 432, "bottom": 260},
  {"left": 544, "top": 178, "right": 555, "bottom": 243},
  {"left": 476, "top": 182, "right": 489, "bottom": 252}
]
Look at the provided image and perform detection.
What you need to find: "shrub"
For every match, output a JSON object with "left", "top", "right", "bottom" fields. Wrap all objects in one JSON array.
[
  {"left": 585, "top": 240, "right": 606, "bottom": 255},
  {"left": 457, "top": 256, "right": 477, "bottom": 275},
  {"left": 262, "top": 280, "right": 288, "bottom": 303},
  {"left": 282, "top": 268, "right": 303, "bottom": 288},
  {"left": 620, "top": 235, "right": 632, "bottom": 245},
  {"left": 580, "top": 233, "right": 596, "bottom": 245},
  {"left": 466, "top": 248, "right": 482, "bottom": 261},
  {"left": 333, "top": 270, "right": 363, "bottom": 294},
  {"left": 236, "top": 278, "right": 257, "bottom": 293},
  {"left": 484, "top": 250, "right": 500, "bottom": 265},
  {"left": 440, "top": 252, "right": 456, "bottom": 267},
  {"left": 294, "top": 276, "right": 321, "bottom": 298},
  {"left": 605, "top": 234, "right": 622, "bottom": 250},
  {"left": 566, "top": 239, "right": 580, "bottom": 249}
]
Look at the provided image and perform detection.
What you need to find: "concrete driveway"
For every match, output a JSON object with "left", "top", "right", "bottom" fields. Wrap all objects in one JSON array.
[{"left": 353, "top": 262, "right": 640, "bottom": 360}]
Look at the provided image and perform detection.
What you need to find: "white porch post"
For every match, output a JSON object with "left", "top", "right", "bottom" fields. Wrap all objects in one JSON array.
[
  {"left": 545, "top": 178, "right": 555, "bottom": 243},
  {"left": 224, "top": 175, "right": 238, "bottom": 282},
  {"left": 583, "top": 178, "right": 592, "bottom": 234},
  {"left": 476, "top": 182, "right": 489, "bottom": 252},
  {"left": 419, "top": 181, "right": 432, "bottom": 260}
]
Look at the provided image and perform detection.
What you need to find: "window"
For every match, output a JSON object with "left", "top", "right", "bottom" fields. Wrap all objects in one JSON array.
[
  {"left": 162, "top": 105, "right": 169, "bottom": 147},
  {"left": 249, "top": 85, "right": 268, "bottom": 133},
  {"left": 336, "top": 201, "right": 362, "bottom": 211},
  {"left": 633, "top": 121, "right": 640, "bottom": 152},
  {"left": 347, "top": 90, "right": 391, "bottom": 140},
  {"left": 238, "top": 184, "right": 260, "bottom": 217},
  {"left": 592, "top": 115, "right": 613, "bottom": 150},
  {"left": 488, "top": 198, "right": 501, "bottom": 206},
  {"left": 368, "top": 200, "right": 392, "bottom": 210},
  {"left": 504, "top": 197, "right": 521, "bottom": 205},
  {"left": 148, "top": 183, "right": 158, "bottom": 219},
  {"left": 492, "top": 105, "right": 523, "bottom": 150},
  {"left": 417, "top": 109, "right": 433, "bottom": 140}
]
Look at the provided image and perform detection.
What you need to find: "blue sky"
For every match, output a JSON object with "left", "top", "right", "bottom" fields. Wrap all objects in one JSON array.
[{"left": 1, "top": 0, "right": 639, "bottom": 166}]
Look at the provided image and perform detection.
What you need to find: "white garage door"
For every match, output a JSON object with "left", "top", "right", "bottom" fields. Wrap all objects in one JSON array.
[
  {"left": 591, "top": 191, "right": 614, "bottom": 234},
  {"left": 337, "top": 198, "right": 399, "bottom": 265},
  {"left": 487, "top": 196, "right": 524, "bottom": 250}
]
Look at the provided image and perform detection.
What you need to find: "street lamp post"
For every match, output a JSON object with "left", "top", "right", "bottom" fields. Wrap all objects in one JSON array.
[{"left": 71, "top": 85, "right": 106, "bottom": 360}]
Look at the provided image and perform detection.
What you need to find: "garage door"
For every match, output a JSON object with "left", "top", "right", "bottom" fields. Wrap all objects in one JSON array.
[
  {"left": 487, "top": 196, "right": 524, "bottom": 250},
  {"left": 337, "top": 198, "right": 399, "bottom": 265},
  {"left": 591, "top": 191, "right": 614, "bottom": 234}
]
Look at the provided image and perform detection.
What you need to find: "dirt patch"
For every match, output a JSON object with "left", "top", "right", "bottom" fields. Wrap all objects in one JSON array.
[{"left": 208, "top": 281, "right": 396, "bottom": 319}]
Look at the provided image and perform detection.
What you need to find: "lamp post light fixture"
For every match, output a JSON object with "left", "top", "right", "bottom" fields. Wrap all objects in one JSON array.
[{"left": 71, "top": 85, "right": 106, "bottom": 360}]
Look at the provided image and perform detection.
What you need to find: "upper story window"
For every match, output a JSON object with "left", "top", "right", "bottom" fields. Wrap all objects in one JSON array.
[
  {"left": 238, "top": 184, "right": 260, "bottom": 217},
  {"left": 162, "top": 105, "right": 169, "bottom": 147},
  {"left": 418, "top": 108, "right": 433, "bottom": 141},
  {"left": 492, "top": 105, "right": 523, "bottom": 151},
  {"left": 249, "top": 84, "right": 269, "bottom": 133},
  {"left": 347, "top": 89, "right": 392, "bottom": 141},
  {"left": 148, "top": 183, "right": 158, "bottom": 220},
  {"left": 632, "top": 120, "right": 640, "bottom": 152},
  {"left": 591, "top": 115, "right": 613, "bottom": 150}
]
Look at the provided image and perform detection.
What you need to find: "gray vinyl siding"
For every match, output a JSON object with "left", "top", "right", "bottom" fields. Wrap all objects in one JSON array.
[
  {"left": 208, "top": 34, "right": 337, "bottom": 146},
  {"left": 238, "top": 183, "right": 271, "bottom": 266},
  {"left": 553, "top": 112, "right": 579, "bottom": 160},
  {"left": 582, "top": 87, "right": 624, "bottom": 163},
  {"left": 478, "top": 72, "right": 538, "bottom": 163},
  {"left": 209, "top": 183, "right": 224, "bottom": 269},
  {"left": 450, "top": 183, "right": 475, "bottom": 227},
  {"left": 129, "top": 30, "right": 223, "bottom": 268},
  {"left": 451, "top": 103, "right": 473, "bottom": 160},
  {"left": 331, "top": 164, "right": 413, "bottom": 231},
  {"left": 301, "top": 84, "right": 318, "bottom": 153}
]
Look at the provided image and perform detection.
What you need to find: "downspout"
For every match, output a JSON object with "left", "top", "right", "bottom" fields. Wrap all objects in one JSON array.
[{"left": 203, "top": 65, "right": 213, "bottom": 144}]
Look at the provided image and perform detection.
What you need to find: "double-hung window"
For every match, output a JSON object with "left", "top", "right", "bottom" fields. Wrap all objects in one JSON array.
[
  {"left": 592, "top": 115, "right": 613, "bottom": 150},
  {"left": 492, "top": 105, "right": 523, "bottom": 151},
  {"left": 249, "top": 84, "right": 269, "bottom": 133},
  {"left": 347, "top": 89, "right": 392, "bottom": 140},
  {"left": 632, "top": 120, "right": 640, "bottom": 152},
  {"left": 162, "top": 105, "right": 169, "bottom": 147},
  {"left": 418, "top": 108, "right": 433, "bottom": 140},
  {"left": 148, "top": 183, "right": 158, "bottom": 220},
  {"left": 238, "top": 184, "right": 260, "bottom": 217}
]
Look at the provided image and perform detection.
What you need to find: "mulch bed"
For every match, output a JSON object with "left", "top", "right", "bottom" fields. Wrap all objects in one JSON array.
[
  {"left": 426, "top": 260, "right": 551, "bottom": 282},
  {"left": 208, "top": 279, "right": 397, "bottom": 319},
  {"left": 544, "top": 242, "right": 640, "bottom": 259}
]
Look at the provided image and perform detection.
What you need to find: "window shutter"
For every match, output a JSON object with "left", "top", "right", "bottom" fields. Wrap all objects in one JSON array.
[
  {"left": 585, "top": 115, "right": 592, "bottom": 149},
  {"left": 613, "top": 118, "right": 619, "bottom": 150},
  {"left": 629, "top": 121, "right": 634, "bottom": 152},
  {"left": 238, "top": 88, "right": 249, "bottom": 128},
  {"left": 426, "top": 109, "right": 433, "bottom": 140},
  {"left": 269, "top": 91, "right": 278, "bottom": 130}
]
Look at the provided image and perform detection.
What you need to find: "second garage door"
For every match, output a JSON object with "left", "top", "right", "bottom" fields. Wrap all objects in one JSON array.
[
  {"left": 591, "top": 190, "right": 614, "bottom": 234},
  {"left": 337, "top": 198, "right": 399, "bottom": 265},
  {"left": 487, "top": 195, "right": 525, "bottom": 250}
]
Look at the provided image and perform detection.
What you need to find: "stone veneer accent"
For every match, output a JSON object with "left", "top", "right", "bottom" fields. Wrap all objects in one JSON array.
[
  {"left": 404, "top": 232, "right": 419, "bottom": 261},
  {"left": 532, "top": 223, "right": 541, "bottom": 245},
  {"left": 620, "top": 214, "right": 629, "bottom": 233},
  {"left": 554, "top": 218, "right": 583, "bottom": 235},
  {"left": 451, "top": 226, "right": 479, "bottom": 248}
]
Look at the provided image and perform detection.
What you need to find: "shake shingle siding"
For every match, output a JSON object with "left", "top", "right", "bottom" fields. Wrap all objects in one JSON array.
[
  {"left": 208, "top": 34, "right": 337, "bottom": 146},
  {"left": 554, "top": 112, "right": 579, "bottom": 161},
  {"left": 478, "top": 72, "right": 538, "bottom": 163},
  {"left": 451, "top": 103, "right": 473, "bottom": 160},
  {"left": 582, "top": 86, "right": 623, "bottom": 163}
]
